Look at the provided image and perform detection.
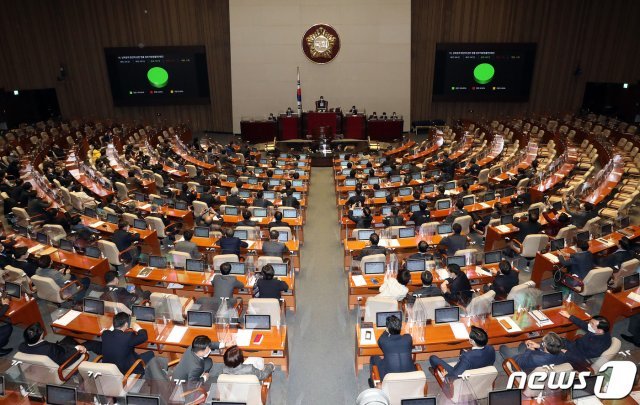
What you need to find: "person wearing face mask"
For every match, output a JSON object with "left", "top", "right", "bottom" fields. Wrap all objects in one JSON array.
[
  {"left": 558, "top": 311, "right": 611, "bottom": 368},
  {"left": 172, "top": 335, "right": 225, "bottom": 383},
  {"left": 428, "top": 326, "right": 495, "bottom": 381}
]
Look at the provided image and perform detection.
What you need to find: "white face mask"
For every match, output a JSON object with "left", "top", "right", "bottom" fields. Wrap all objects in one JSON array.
[{"left": 588, "top": 324, "right": 597, "bottom": 334}]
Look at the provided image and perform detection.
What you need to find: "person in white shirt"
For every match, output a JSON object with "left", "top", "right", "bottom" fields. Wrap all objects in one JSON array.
[{"left": 377, "top": 269, "right": 411, "bottom": 301}]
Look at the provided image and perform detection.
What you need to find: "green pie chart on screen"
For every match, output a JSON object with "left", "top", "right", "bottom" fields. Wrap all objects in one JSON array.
[
  {"left": 473, "top": 63, "right": 495, "bottom": 84},
  {"left": 147, "top": 67, "right": 169, "bottom": 88}
]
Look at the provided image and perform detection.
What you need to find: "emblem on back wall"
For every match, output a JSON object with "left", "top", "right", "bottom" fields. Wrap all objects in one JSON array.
[{"left": 302, "top": 24, "right": 340, "bottom": 64}]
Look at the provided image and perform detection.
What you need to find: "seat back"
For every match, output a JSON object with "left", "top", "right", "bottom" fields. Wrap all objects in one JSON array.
[
  {"left": 213, "top": 254, "right": 240, "bottom": 271},
  {"left": 591, "top": 337, "right": 621, "bottom": 370},
  {"left": 466, "top": 290, "right": 495, "bottom": 316},
  {"left": 153, "top": 173, "right": 164, "bottom": 188},
  {"left": 523, "top": 363, "right": 573, "bottom": 397},
  {"left": 364, "top": 296, "right": 398, "bottom": 323},
  {"left": 193, "top": 200, "right": 208, "bottom": 218},
  {"left": 580, "top": 267, "right": 614, "bottom": 296},
  {"left": 78, "top": 361, "right": 127, "bottom": 397},
  {"left": 150, "top": 292, "right": 185, "bottom": 322},
  {"left": 59, "top": 186, "right": 72, "bottom": 208},
  {"left": 217, "top": 374, "right": 263, "bottom": 405},
  {"left": 168, "top": 250, "right": 191, "bottom": 269},
  {"left": 453, "top": 248, "right": 477, "bottom": 265},
  {"left": 69, "top": 193, "right": 85, "bottom": 211},
  {"left": 583, "top": 216, "right": 602, "bottom": 235},
  {"left": 612, "top": 258, "right": 640, "bottom": 289},
  {"left": 413, "top": 296, "right": 447, "bottom": 321},
  {"left": 256, "top": 256, "right": 283, "bottom": 271},
  {"left": 97, "top": 240, "right": 122, "bottom": 266},
  {"left": 451, "top": 366, "right": 498, "bottom": 402},
  {"left": 31, "top": 275, "right": 65, "bottom": 303},
  {"left": 272, "top": 226, "right": 293, "bottom": 241},
  {"left": 122, "top": 213, "right": 138, "bottom": 226},
  {"left": 247, "top": 298, "right": 281, "bottom": 326},
  {"left": 42, "top": 224, "right": 67, "bottom": 242},
  {"left": 360, "top": 254, "right": 386, "bottom": 272},
  {"left": 185, "top": 164, "right": 197, "bottom": 178},
  {"left": 507, "top": 281, "right": 536, "bottom": 300},
  {"left": 520, "top": 234, "right": 549, "bottom": 258},
  {"left": 13, "top": 352, "right": 66, "bottom": 385},
  {"left": 381, "top": 370, "right": 427, "bottom": 405},
  {"left": 115, "top": 182, "right": 129, "bottom": 200},
  {"left": 144, "top": 216, "right": 166, "bottom": 238},
  {"left": 452, "top": 215, "right": 473, "bottom": 235},
  {"left": 556, "top": 225, "right": 577, "bottom": 242}
]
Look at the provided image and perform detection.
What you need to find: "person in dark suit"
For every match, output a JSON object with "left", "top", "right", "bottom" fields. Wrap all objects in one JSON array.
[
  {"left": 512, "top": 212, "right": 542, "bottom": 243},
  {"left": 216, "top": 228, "right": 249, "bottom": 256},
  {"left": 113, "top": 220, "right": 141, "bottom": 264},
  {"left": 0, "top": 298, "right": 14, "bottom": 356},
  {"left": 439, "top": 223, "right": 468, "bottom": 256},
  {"left": 408, "top": 271, "right": 441, "bottom": 304},
  {"left": 268, "top": 211, "right": 291, "bottom": 230},
  {"left": 438, "top": 153, "right": 457, "bottom": 182},
  {"left": 10, "top": 246, "right": 37, "bottom": 277},
  {"left": 356, "top": 233, "right": 387, "bottom": 261},
  {"left": 383, "top": 206, "right": 405, "bottom": 227},
  {"left": 172, "top": 335, "right": 224, "bottom": 383},
  {"left": 236, "top": 210, "right": 258, "bottom": 227},
  {"left": 198, "top": 190, "right": 221, "bottom": 208},
  {"left": 226, "top": 187, "right": 247, "bottom": 207},
  {"left": 441, "top": 263, "right": 472, "bottom": 306},
  {"left": 253, "top": 190, "right": 274, "bottom": 209},
  {"left": 316, "top": 96, "right": 328, "bottom": 111},
  {"left": 563, "top": 199, "right": 597, "bottom": 229},
  {"left": 445, "top": 200, "right": 468, "bottom": 224},
  {"left": 256, "top": 264, "right": 288, "bottom": 299},
  {"left": 262, "top": 230, "right": 288, "bottom": 258},
  {"left": 346, "top": 188, "right": 366, "bottom": 207},
  {"left": 408, "top": 241, "right": 434, "bottom": 261},
  {"left": 559, "top": 239, "right": 594, "bottom": 280},
  {"left": 499, "top": 332, "right": 566, "bottom": 373},
  {"left": 429, "top": 326, "right": 495, "bottom": 380},
  {"left": 467, "top": 158, "right": 480, "bottom": 177},
  {"left": 542, "top": 210, "right": 571, "bottom": 237},
  {"left": 349, "top": 207, "right": 373, "bottom": 229},
  {"left": 558, "top": 311, "right": 611, "bottom": 368},
  {"left": 485, "top": 260, "right": 519, "bottom": 299},
  {"left": 95, "top": 270, "right": 149, "bottom": 309},
  {"left": 409, "top": 201, "right": 431, "bottom": 227},
  {"left": 101, "top": 312, "right": 154, "bottom": 375},
  {"left": 369, "top": 315, "right": 415, "bottom": 387},
  {"left": 598, "top": 236, "right": 635, "bottom": 270},
  {"left": 18, "top": 322, "right": 101, "bottom": 365},
  {"left": 281, "top": 189, "right": 300, "bottom": 209},
  {"left": 174, "top": 229, "right": 202, "bottom": 259}
]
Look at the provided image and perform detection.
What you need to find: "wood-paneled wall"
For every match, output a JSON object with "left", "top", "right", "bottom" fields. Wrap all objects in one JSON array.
[
  {"left": 0, "top": 0, "right": 232, "bottom": 133},
  {"left": 411, "top": 0, "right": 640, "bottom": 123}
]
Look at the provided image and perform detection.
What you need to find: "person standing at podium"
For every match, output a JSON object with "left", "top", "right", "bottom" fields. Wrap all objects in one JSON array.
[
  {"left": 286, "top": 107, "right": 294, "bottom": 117},
  {"left": 315, "top": 96, "right": 328, "bottom": 112}
]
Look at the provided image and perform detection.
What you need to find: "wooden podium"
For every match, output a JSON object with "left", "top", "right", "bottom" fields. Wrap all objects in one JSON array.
[
  {"left": 304, "top": 111, "right": 342, "bottom": 138},
  {"left": 278, "top": 114, "right": 300, "bottom": 140},
  {"left": 343, "top": 114, "right": 366, "bottom": 139}
]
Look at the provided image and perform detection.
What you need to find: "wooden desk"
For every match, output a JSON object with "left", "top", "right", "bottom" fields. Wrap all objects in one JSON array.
[
  {"left": 5, "top": 296, "right": 45, "bottom": 330},
  {"left": 599, "top": 289, "right": 640, "bottom": 326},
  {"left": 170, "top": 144, "right": 215, "bottom": 171},
  {"left": 51, "top": 312, "right": 290, "bottom": 374},
  {"left": 125, "top": 265, "right": 296, "bottom": 311},
  {"left": 384, "top": 141, "right": 416, "bottom": 157},
  {"left": 347, "top": 264, "right": 495, "bottom": 309},
  {"left": 485, "top": 224, "right": 519, "bottom": 252},
  {"left": 14, "top": 236, "right": 110, "bottom": 285},
  {"left": 220, "top": 215, "right": 304, "bottom": 244},
  {"left": 343, "top": 235, "right": 443, "bottom": 271},
  {"left": 583, "top": 156, "right": 624, "bottom": 205},
  {"left": 81, "top": 216, "right": 161, "bottom": 255},
  {"left": 134, "top": 201, "right": 194, "bottom": 228},
  {"left": 191, "top": 237, "right": 301, "bottom": 271},
  {"left": 530, "top": 225, "right": 640, "bottom": 286},
  {"left": 354, "top": 303, "right": 589, "bottom": 373}
]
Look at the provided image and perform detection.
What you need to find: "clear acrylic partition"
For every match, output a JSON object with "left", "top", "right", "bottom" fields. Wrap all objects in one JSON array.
[
  {"left": 206, "top": 381, "right": 264, "bottom": 405},
  {"left": 404, "top": 302, "right": 426, "bottom": 344}
]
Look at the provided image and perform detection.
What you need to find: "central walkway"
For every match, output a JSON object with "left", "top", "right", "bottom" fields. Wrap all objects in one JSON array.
[{"left": 269, "top": 167, "right": 361, "bottom": 404}]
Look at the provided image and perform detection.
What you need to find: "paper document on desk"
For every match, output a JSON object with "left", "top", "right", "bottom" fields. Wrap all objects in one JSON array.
[
  {"left": 245, "top": 241, "right": 255, "bottom": 249},
  {"left": 167, "top": 283, "right": 184, "bottom": 289},
  {"left": 360, "top": 328, "right": 376, "bottom": 345},
  {"left": 140, "top": 204, "right": 151, "bottom": 209},
  {"left": 386, "top": 239, "right": 400, "bottom": 247},
  {"left": 450, "top": 322, "right": 470, "bottom": 340},
  {"left": 235, "top": 329, "right": 253, "bottom": 347},
  {"left": 543, "top": 253, "right": 559, "bottom": 263},
  {"left": 475, "top": 267, "right": 492, "bottom": 277},
  {"left": 165, "top": 326, "right": 188, "bottom": 343},
  {"left": 495, "top": 225, "right": 512, "bottom": 233},
  {"left": 530, "top": 310, "right": 554, "bottom": 326},
  {"left": 54, "top": 310, "right": 81, "bottom": 326},
  {"left": 496, "top": 316, "right": 522, "bottom": 333},
  {"left": 480, "top": 203, "right": 491, "bottom": 209},
  {"left": 27, "top": 244, "right": 45, "bottom": 254},
  {"left": 628, "top": 292, "right": 640, "bottom": 303},
  {"left": 436, "top": 269, "right": 449, "bottom": 280},
  {"left": 351, "top": 275, "right": 367, "bottom": 287},
  {"left": 40, "top": 247, "right": 58, "bottom": 255},
  {"left": 89, "top": 221, "right": 105, "bottom": 228},
  {"left": 629, "top": 391, "right": 640, "bottom": 404}
]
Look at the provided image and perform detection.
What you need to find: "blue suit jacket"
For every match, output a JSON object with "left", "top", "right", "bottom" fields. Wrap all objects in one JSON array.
[
  {"left": 559, "top": 251, "right": 595, "bottom": 279},
  {"left": 101, "top": 329, "right": 148, "bottom": 374},
  {"left": 565, "top": 315, "right": 612, "bottom": 363},
  {"left": 216, "top": 236, "right": 248, "bottom": 256},
  {"left": 377, "top": 333, "right": 415, "bottom": 378},
  {"left": 514, "top": 349, "right": 566, "bottom": 373},
  {"left": 449, "top": 345, "right": 496, "bottom": 378}
]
